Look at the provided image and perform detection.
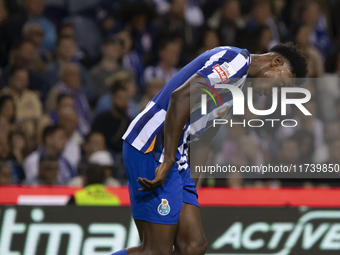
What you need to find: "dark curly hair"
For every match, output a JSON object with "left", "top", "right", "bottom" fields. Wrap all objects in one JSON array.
[{"left": 269, "top": 44, "right": 308, "bottom": 85}]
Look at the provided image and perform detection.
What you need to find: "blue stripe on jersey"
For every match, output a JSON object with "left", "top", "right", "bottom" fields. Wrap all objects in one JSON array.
[{"left": 123, "top": 46, "right": 251, "bottom": 171}]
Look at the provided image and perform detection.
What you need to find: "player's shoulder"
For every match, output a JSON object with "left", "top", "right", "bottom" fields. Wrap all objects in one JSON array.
[{"left": 203, "top": 46, "right": 250, "bottom": 63}]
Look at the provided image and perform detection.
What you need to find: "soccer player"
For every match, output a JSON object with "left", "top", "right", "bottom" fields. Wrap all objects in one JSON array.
[{"left": 111, "top": 44, "right": 307, "bottom": 255}]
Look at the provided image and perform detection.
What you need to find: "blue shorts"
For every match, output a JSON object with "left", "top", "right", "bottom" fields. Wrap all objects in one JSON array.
[{"left": 122, "top": 141, "right": 199, "bottom": 225}]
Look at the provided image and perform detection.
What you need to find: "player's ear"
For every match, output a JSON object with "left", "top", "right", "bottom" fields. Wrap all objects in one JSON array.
[{"left": 272, "top": 55, "right": 284, "bottom": 67}]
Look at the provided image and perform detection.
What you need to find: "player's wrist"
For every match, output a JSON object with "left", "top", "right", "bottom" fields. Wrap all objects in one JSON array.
[{"left": 163, "top": 158, "right": 175, "bottom": 166}]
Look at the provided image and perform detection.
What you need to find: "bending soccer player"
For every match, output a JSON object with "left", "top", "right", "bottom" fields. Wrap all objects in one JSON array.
[{"left": 112, "top": 44, "right": 307, "bottom": 255}]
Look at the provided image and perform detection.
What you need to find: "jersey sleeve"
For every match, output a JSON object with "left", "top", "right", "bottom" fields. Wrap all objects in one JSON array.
[{"left": 196, "top": 49, "right": 250, "bottom": 86}]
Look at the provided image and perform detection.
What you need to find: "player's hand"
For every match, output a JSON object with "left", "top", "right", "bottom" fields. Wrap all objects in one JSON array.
[{"left": 137, "top": 161, "right": 173, "bottom": 191}]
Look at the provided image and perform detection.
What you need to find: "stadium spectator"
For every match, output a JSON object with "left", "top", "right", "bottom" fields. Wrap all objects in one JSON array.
[
  {"left": 37, "top": 93, "right": 74, "bottom": 145},
  {"left": 295, "top": 0, "right": 330, "bottom": 58},
  {"left": 92, "top": 83, "right": 131, "bottom": 154},
  {"left": 57, "top": 23, "right": 75, "bottom": 40},
  {"left": 138, "top": 78, "right": 165, "bottom": 112},
  {"left": 37, "top": 107, "right": 81, "bottom": 170},
  {"left": 8, "top": 130, "right": 28, "bottom": 165},
  {"left": 307, "top": 137, "right": 340, "bottom": 187},
  {"left": 6, "top": 131, "right": 27, "bottom": 184},
  {"left": 83, "top": 132, "right": 106, "bottom": 160},
  {"left": 118, "top": 30, "right": 144, "bottom": 88},
  {"left": 99, "top": 11, "right": 122, "bottom": 38},
  {"left": 143, "top": 37, "right": 181, "bottom": 84},
  {"left": 90, "top": 37, "right": 125, "bottom": 98},
  {"left": 22, "top": 22, "right": 43, "bottom": 48},
  {"left": 67, "top": 163, "right": 121, "bottom": 205},
  {"left": 62, "top": 16, "right": 103, "bottom": 66},
  {"left": 22, "top": 22, "right": 53, "bottom": 72},
  {"left": 95, "top": 70, "right": 138, "bottom": 118},
  {"left": 88, "top": 150, "right": 120, "bottom": 186},
  {"left": 44, "top": 93, "right": 74, "bottom": 125},
  {"left": 276, "top": 100, "right": 325, "bottom": 163},
  {"left": 273, "top": 138, "right": 305, "bottom": 187},
  {"left": 24, "top": 154, "right": 61, "bottom": 185},
  {"left": 23, "top": 125, "right": 77, "bottom": 184},
  {"left": 8, "top": 40, "right": 36, "bottom": 71},
  {"left": 197, "top": 29, "right": 220, "bottom": 55},
  {"left": 0, "top": 94, "right": 15, "bottom": 125},
  {"left": 3, "top": 40, "right": 47, "bottom": 95},
  {"left": 293, "top": 25, "right": 324, "bottom": 77},
  {"left": 158, "top": 0, "right": 200, "bottom": 63},
  {"left": 291, "top": 130, "right": 315, "bottom": 164},
  {"left": 0, "top": 160, "right": 12, "bottom": 185},
  {"left": 7, "top": 0, "right": 57, "bottom": 52},
  {"left": 207, "top": 0, "right": 245, "bottom": 47},
  {"left": 215, "top": 117, "right": 247, "bottom": 166},
  {"left": 246, "top": 0, "right": 286, "bottom": 49},
  {"left": 121, "top": 1, "right": 156, "bottom": 65},
  {"left": 252, "top": 25, "right": 272, "bottom": 53},
  {"left": 57, "top": 108, "right": 81, "bottom": 166},
  {"left": 69, "top": 149, "right": 120, "bottom": 187},
  {"left": 44, "top": 38, "right": 95, "bottom": 102},
  {"left": 318, "top": 121, "right": 340, "bottom": 165},
  {"left": 68, "top": 131, "right": 106, "bottom": 185},
  {"left": 1, "top": 66, "right": 42, "bottom": 123},
  {"left": 56, "top": 23, "right": 85, "bottom": 63},
  {"left": 45, "top": 63, "right": 90, "bottom": 136}
]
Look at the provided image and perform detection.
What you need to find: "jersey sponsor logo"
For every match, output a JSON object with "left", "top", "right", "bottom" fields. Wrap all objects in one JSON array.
[
  {"left": 158, "top": 199, "right": 170, "bottom": 216},
  {"left": 220, "top": 62, "right": 237, "bottom": 78},
  {"left": 213, "top": 64, "right": 229, "bottom": 83}
]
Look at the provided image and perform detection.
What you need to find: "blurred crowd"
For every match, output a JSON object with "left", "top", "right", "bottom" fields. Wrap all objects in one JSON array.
[{"left": 0, "top": 0, "right": 340, "bottom": 188}]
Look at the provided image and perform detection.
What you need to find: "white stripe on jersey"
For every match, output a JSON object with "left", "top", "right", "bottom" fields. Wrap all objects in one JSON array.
[
  {"left": 229, "top": 53, "right": 249, "bottom": 72},
  {"left": 122, "top": 101, "right": 155, "bottom": 140},
  {"left": 132, "top": 108, "right": 167, "bottom": 150},
  {"left": 199, "top": 50, "right": 227, "bottom": 71}
]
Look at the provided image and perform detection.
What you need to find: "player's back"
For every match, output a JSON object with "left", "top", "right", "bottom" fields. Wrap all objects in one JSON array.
[{"left": 123, "top": 46, "right": 251, "bottom": 169}]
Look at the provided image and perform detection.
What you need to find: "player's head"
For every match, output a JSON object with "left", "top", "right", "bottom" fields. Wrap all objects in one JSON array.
[{"left": 252, "top": 44, "right": 308, "bottom": 96}]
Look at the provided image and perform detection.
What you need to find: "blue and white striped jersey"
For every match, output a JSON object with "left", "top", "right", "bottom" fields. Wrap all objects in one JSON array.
[{"left": 123, "top": 46, "right": 251, "bottom": 170}]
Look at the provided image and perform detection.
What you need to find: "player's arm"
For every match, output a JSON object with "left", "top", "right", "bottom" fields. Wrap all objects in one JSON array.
[{"left": 137, "top": 73, "right": 205, "bottom": 191}]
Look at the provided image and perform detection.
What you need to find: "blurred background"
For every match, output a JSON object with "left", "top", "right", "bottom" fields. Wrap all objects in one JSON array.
[
  {"left": 1, "top": 0, "right": 340, "bottom": 188},
  {"left": 1, "top": 1, "right": 340, "bottom": 254}
]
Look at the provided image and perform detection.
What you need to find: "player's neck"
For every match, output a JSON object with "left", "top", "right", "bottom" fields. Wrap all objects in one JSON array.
[{"left": 248, "top": 53, "right": 271, "bottom": 78}]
